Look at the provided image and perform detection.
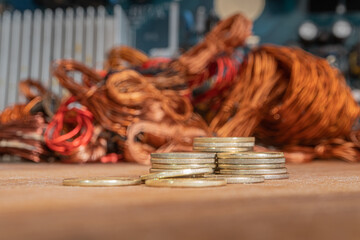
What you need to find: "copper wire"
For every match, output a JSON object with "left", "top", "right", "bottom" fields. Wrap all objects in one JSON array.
[
  {"left": 0, "top": 97, "right": 42, "bottom": 124},
  {"left": 172, "top": 13, "right": 252, "bottom": 76},
  {"left": 104, "top": 14, "right": 252, "bottom": 91},
  {"left": 211, "top": 45, "right": 360, "bottom": 162},
  {"left": 62, "top": 125, "right": 108, "bottom": 163},
  {"left": 19, "top": 79, "right": 48, "bottom": 101},
  {"left": 53, "top": 61, "right": 194, "bottom": 137},
  {"left": 106, "top": 46, "right": 149, "bottom": 70},
  {"left": 4, "top": 12, "right": 360, "bottom": 164},
  {"left": 0, "top": 79, "right": 59, "bottom": 124},
  {"left": 124, "top": 114, "right": 211, "bottom": 164},
  {"left": 0, "top": 114, "right": 47, "bottom": 162}
]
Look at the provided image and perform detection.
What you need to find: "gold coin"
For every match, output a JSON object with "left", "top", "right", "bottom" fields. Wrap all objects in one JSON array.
[
  {"left": 141, "top": 168, "right": 214, "bottom": 180},
  {"left": 218, "top": 163, "right": 286, "bottom": 169},
  {"left": 219, "top": 168, "right": 288, "bottom": 175},
  {"left": 203, "top": 174, "right": 264, "bottom": 184},
  {"left": 217, "top": 158, "right": 286, "bottom": 164},
  {"left": 151, "top": 152, "right": 215, "bottom": 159},
  {"left": 151, "top": 158, "right": 215, "bottom": 164},
  {"left": 193, "top": 147, "right": 253, "bottom": 152},
  {"left": 145, "top": 178, "right": 226, "bottom": 188},
  {"left": 63, "top": 177, "right": 141, "bottom": 187},
  {"left": 217, "top": 152, "right": 284, "bottom": 159},
  {"left": 149, "top": 168, "right": 215, "bottom": 173},
  {"left": 263, "top": 173, "right": 290, "bottom": 180},
  {"left": 193, "top": 142, "right": 254, "bottom": 147},
  {"left": 194, "top": 137, "right": 255, "bottom": 143},
  {"left": 152, "top": 163, "right": 216, "bottom": 169}
]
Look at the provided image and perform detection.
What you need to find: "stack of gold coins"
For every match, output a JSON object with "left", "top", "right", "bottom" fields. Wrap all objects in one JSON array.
[
  {"left": 216, "top": 152, "right": 289, "bottom": 180},
  {"left": 149, "top": 152, "right": 217, "bottom": 174},
  {"left": 193, "top": 137, "right": 255, "bottom": 153}
]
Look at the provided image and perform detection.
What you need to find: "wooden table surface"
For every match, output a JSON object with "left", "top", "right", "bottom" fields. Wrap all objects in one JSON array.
[{"left": 1, "top": 161, "right": 360, "bottom": 240}]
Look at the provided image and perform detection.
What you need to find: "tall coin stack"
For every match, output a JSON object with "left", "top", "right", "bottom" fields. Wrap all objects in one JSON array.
[
  {"left": 141, "top": 138, "right": 289, "bottom": 188},
  {"left": 193, "top": 137, "right": 255, "bottom": 174},
  {"left": 142, "top": 152, "right": 225, "bottom": 188},
  {"left": 193, "top": 137, "right": 289, "bottom": 181},
  {"left": 216, "top": 152, "right": 289, "bottom": 180}
]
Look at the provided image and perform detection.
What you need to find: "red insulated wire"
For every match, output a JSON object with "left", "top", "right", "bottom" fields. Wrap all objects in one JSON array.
[
  {"left": 141, "top": 58, "right": 171, "bottom": 69},
  {"left": 223, "top": 57, "right": 235, "bottom": 83},
  {"left": 216, "top": 57, "right": 225, "bottom": 84},
  {"left": 192, "top": 56, "right": 240, "bottom": 104},
  {"left": 45, "top": 96, "right": 94, "bottom": 155}
]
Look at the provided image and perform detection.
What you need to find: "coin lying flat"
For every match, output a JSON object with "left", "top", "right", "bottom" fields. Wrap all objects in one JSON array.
[
  {"left": 193, "top": 147, "right": 253, "bottom": 152},
  {"left": 149, "top": 168, "right": 215, "bottom": 173},
  {"left": 141, "top": 168, "right": 214, "bottom": 180},
  {"left": 193, "top": 142, "right": 254, "bottom": 147},
  {"left": 217, "top": 158, "right": 286, "bottom": 164},
  {"left": 218, "top": 163, "right": 286, "bottom": 169},
  {"left": 263, "top": 173, "right": 290, "bottom": 180},
  {"left": 145, "top": 178, "right": 226, "bottom": 188},
  {"left": 217, "top": 152, "right": 284, "bottom": 159},
  {"left": 63, "top": 177, "right": 141, "bottom": 187},
  {"left": 203, "top": 174, "right": 264, "bottom": 184},
  {"left": 151, "top": 158, "right": 215, "bottom": 164},
  {"left": 194, "top": 137, "right": 255, "bottom": 143},
  {"left": 151, "top": 152, "right": 216, "bottom": 159},
  {"left": 152, "top": 163, "right": 216, "bottom": 169},
  {"left": 219, "top": 168, "right": 288, "bottom": 175}
]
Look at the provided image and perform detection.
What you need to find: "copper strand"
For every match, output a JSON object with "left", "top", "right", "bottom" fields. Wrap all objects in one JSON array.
[
  {"left": 211, "top": 45, "right": 360, "bottom": 162},
  {"left": 0, "top": 114, "right": 47, "bottom": 162}
]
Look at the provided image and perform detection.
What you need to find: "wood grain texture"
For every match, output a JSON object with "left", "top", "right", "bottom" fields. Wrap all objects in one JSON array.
[{"left": 1, "top": 161, "right": 360, "bottom": 240}]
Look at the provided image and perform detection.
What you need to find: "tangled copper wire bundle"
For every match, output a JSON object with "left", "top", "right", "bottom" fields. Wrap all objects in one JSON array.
[
  {"left": 44, "top": 96, "right": 94, "bottom": 155},
  {"left": 124, "top": 114, "right": 210, "bottom": 164},
  {"left": 49, "top": 14, "right": 253, "bottom": 164},
  {"left": 0, "top": 98, "right": 39, "bottom": 124},
  {"left": 52, "top": 60, "right": 211, "bottom": 163},
  {"left": 53, "top": 61, "right": 194, "bottom": 135},
  {"left": 44, "top": 96, "right": 114, "bottom": 163},
  {"left": 62, "top": 125, "right": 109, "bottom": 163},
  {"left": 0, "top": 114, "right": 47, "bottom": 162},
  {"left": 211, "top": 45, "right": 360, "bottom": 162},
  {"left": 19, "top": 79, "right": 49, "bottom": 101},
  {"left": 2, "top": 12, "right": 360, "bottom": 164},
  {"left": 103, "top": 14, "right": 360, "bottom": 163},
  {"left": 172, "top": 13, "right": 252, "bottom": 76},
  {"left": 106, "top": 46, "right": 149, "bottom": 70},
  {"left": 105, "top": 14, "right": 252, "bottom": 91},
  {"left": 0, "top": 79, "right": 55, "bottom": 124}
]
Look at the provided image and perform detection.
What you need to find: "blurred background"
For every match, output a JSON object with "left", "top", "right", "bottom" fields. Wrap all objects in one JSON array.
[{"left": 1, "top": 0, "right": 360, "bottom": 109}]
